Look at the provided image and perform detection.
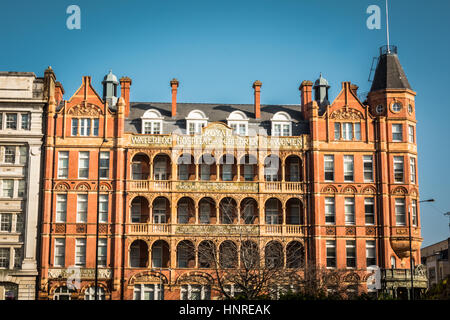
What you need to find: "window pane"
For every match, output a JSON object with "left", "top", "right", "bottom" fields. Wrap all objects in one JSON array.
[
  {"left": 2, "top": 180, "right": 14, "bottom": 198},
  {"left": 56, "top": 194, "right": 67, "bottom": 222},
  {"left": 325, "top": 197, "right": 335, "bottom": 224},
  {"left": 392, "top": 124, "right": 403, "bottom": 142},
  {"left": 345, "top": 198, "right": 355, "bottom": 225},
  {"left": 4, "top": 146, "right": 16, "bottom": 164},
  {"left": 394, "top": 156, "right": 404, "bottom": 183},
  {"left": 334, "top": 123, "right": 340, "bottom": 140},
  {"left": 58, "top": 151, "right": 69, "bottom": 178},
  {"left": 78, "top": 151, "right": 89, "bottom": 179},
  {"left": 6, "top": 114, "right": 17, "bottom": 129},
  {"left": 344, "top": 155, "right": 354, "bottom": 181},
  {"left": 99, "top": 152, "right": 110, "bottom": 179},
  {"left": 363, "top": 155, "right": 373, "bottom": 182},
  {"left": 77, "top": 194, "right": 88, "bottom": 222},
  {"left": 365, "top": 198, "right": 375, "bottom": 225},
  {"left": 324, "top": 155, "right": 334, "bottom": 181},
  {"left": 354, "top": 123, "right": 361, "bottom": 140},
  {"left": 71, "top": 118, "right": 78, "bottom": 136},
  {"left": 21, "top": 114, "right": 30, "bottom": 130},
  {"left": 395, "top": 198, "right": 406, "bottom": 226},
  {"left": 93, "top": 119, "right": 99, "bottom": 136},
  {"left": 99, "top": 194, "right": 108, "bottom": 223}
]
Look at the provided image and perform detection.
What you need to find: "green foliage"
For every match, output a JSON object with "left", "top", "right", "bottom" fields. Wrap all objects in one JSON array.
[{"left": 424, "top": 276, "right": 450, "bottom": 300}]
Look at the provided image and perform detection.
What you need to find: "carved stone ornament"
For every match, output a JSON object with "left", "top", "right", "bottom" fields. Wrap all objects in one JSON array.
[
  {"left": 55, "top": 182, "right": 70, "bottom": 191},
  {"left": 76, "top": 183, "right": 91, "bottom": 191},
  {"left": 68, "top": 103, "right": 102, "bottom": 117},
  {"left": 362, "top": 186, "right": 376, "bottom": 194},
  {"left": 322, "top": 185, "right": 338, "bottom": 193},
  {"left": 330, "top": 108, "right": 363, "bottom": 121},
  {"left": 392, "top": 187, "right": 408, "bottom": 196}
]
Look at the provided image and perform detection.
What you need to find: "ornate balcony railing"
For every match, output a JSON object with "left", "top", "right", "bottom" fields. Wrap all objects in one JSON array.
[
  {"left": 127, "top": 223, "right": 305, "bottom": 236},
  {"left": 127, "top": 180, "right": 303, "bottom": 193}
]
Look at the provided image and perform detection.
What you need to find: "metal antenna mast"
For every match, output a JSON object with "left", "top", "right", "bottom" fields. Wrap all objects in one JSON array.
[{"left": 386, "top": 0, "right": 390, "bottom": 52}]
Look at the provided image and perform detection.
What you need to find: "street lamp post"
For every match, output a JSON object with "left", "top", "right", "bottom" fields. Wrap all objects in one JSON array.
[
  {"left": 445, "top": 212, "right": 450, "bottom": 235},
  {"left": 409, "top": 198, "right": 434, "bottom": 300}
]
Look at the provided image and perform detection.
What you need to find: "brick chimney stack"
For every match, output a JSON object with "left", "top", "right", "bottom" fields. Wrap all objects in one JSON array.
[
  {"left": 119, "top": 77, "right": 132, "bottom": 117},
  {"left": 253, "top": 80, "right": 262, "bottom": 119},
  {"left": 170, "top": 78, "right": 179, "bottom": 117}
]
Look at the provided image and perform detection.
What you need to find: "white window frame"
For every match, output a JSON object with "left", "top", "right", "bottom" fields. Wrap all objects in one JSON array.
[
  {"left": 54, "top": 238, "right": 65, "bottom": 267},
  {"left": 324, "top": 155, "right": 334, "bottom": 181},
  {"left": 97, "top": 238, "right": 107, "bottom": 267},
  {"left": 366, "top": 240, "right": 376, "bottom": 267},
  {"left": 78, "top": 151, "right": 90, "bottom": 179},
  {"left": 141, "top": 109, "right": 164, "bottom": 134},
  {"left": 180, "top": 284, "right": 211, "bottom": 300},
  {"left": 411, "top": 200, "right": 418, "bottom": 227},
  {"left": 99, "top": 194, "right": 108, "bottom": 223},
  {"left": 392, "top": 124, "right": 403, "bottom": 142},
  {"left": 344, "top": 197, "right": 355, "bottom": 225},
  {"left": 410, "top": 157, "right": 416, "bottom": 184},
  {"left": 326, "top": 240, "right": 336, "bottom": 269},
  {"left": 346, "top": 240, "right": 356, "bottom": 269},
  {"left": 227, "top": 111, "right": 249, "bottom": 136},
  {"left": 408, "top": 125, "right": 415, "bottom": 143},
  {"left": 363, "top": 155, "right": 374, "bottom": 182},
  {"left": 0, "top": 213, "right": 12, "bottom": 232},
  {"left": 76, "top": 194, "right": 88, "bottom": 223},
  {"left": 395, "top": 198, "right": 406, "bottom": 226},
  {"left": 364, "top": 197, "right": 375, "bottom": 225},
  {"left": 343, "top": 155, "right": 354, "bottom": 182},
  {"left": 75, "top": 238, "right": 86, "bottom": 267},
  {"left": 271, "top": 112, "right": 292, "bottom": 137},
  {"left": 1, "top": 180, "right": 14, "bottom": 198},
  {"left": 325, "top": 197, "right": 335, "bottom": 225},
  {"left": 99, "top": 152, "right": 110, "bottom": 179},
  {"left": 393, "top": 156, "right": 404, "bottom": 183},
  {"left": 0, "top": 248, "right": 10, "bottom": 269},
  {"left": 186, "top": 110, "right": 208, "bottom": 135},
  {"left": 133, "top": 284, "right": 163, "bottom": 300},
  {"left": 58, "top": 151, "right": 69, "bottom": 179},
  {"left": 84, "top": 287, "right": 106, "bottom": 300},
  {"left": 56, "top": 194, "right": 67, "bottom": 223}
]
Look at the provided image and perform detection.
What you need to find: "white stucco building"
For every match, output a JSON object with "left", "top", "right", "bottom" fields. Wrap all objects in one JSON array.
[{"left": 0, "top": 72, "right": 46, "bottom": 299}]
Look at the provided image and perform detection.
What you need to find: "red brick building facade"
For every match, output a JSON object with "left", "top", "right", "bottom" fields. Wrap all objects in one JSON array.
[{"left": 38, "top": 46, "right": 426, "bottom": 300}]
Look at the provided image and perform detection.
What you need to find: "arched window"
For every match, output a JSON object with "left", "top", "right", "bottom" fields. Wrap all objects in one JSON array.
[
  {"left": 84, "top": 286, "right": 106, "bottom": 300},
  {"left": 186, "top": 110, "right": 208, "bottom": 134},
  {"left": 141, "top": 109, "right": 164, "bottom": 134},
  {"left": 271, "top": 112, "right": 292, "bottom": 136},
  {"left": 227, "top": 111, "right": 249, "bottom": 136}
]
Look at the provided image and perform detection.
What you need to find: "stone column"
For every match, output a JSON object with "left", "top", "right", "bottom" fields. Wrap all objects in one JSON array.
[{"left": 21, "top": 144, "right": 41, "bottom": 271}]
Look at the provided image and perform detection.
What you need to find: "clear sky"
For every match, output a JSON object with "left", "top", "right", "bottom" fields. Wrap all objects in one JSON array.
[{"left": 0, "top": 0, "right": 448, "bottom": 246}]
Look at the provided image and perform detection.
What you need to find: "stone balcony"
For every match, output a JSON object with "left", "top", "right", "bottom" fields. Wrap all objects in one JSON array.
[
  {"left": 127, "top": 223, "right": 305, "bottom": 237},
  {"left": 126, "top": 180, "right": 304, "bottom": 193}
]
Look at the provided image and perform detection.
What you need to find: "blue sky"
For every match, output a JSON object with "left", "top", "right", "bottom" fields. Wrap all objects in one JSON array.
[{"left": 1, "top": 0, "right": 449, "bottom": 246}]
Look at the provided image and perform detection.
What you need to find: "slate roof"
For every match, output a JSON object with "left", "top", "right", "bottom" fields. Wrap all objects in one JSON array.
[
  {"left": 125, "top": 102, "right": 310, "bottom": 136},
  {"left": 370, "top": 52, "right": 412, "bottom": 92}
]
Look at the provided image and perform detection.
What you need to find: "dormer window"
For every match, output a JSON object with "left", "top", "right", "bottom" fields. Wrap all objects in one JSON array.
[
  {"left": 141, "top": 109, "right": 163, "bottom": 134},
  {"left": 227, "top": 111, "right": 248, "bottom": 136},
  {"left": 271, "top": 112, "right": 292, "bottom": 137},
  {"left": 186, "top": 110, "right": 208, "bottom": 135}
]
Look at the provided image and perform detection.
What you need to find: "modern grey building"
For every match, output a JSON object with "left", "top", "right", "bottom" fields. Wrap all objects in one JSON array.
[{"left": 0, "top": 71, "right": 47, "bottom": 299}]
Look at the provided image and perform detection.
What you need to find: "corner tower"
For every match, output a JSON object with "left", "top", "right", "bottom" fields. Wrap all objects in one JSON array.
[{"left": 368, "top": 45, "right": 421, "bottom": 276}]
